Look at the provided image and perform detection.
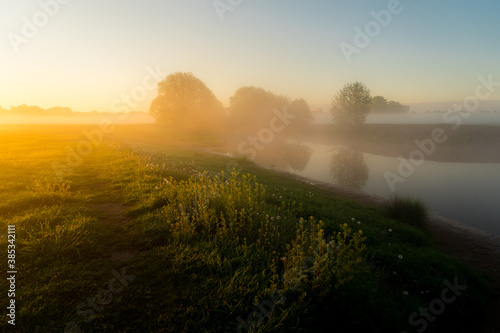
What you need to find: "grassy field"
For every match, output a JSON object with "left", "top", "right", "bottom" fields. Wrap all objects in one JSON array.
[{"left": 0, "top": 124, "right": 494, "bottom": 332}]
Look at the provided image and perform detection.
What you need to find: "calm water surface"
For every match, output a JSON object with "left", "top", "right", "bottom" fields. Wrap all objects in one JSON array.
[{"left": 256, "top": 141, "right": 500, "bottom": 235}]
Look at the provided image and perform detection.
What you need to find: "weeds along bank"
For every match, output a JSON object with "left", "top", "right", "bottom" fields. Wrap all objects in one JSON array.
[{"left": 0, "top": 126, "right": 493, "bottom": 332}]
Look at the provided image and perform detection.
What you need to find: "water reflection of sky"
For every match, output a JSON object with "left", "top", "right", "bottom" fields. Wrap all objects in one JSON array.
[{"left": 271, "top": 141, "right": 500, "bottom": 236}]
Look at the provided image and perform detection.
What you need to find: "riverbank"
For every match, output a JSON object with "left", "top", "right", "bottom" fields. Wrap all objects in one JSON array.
[{"left": 258, "top": 163, "right": 500, "bottom": 333}]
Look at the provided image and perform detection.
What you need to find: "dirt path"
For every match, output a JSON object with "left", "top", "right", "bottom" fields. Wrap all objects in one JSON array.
[{"left": 90, "top": 202, "right": 147, "bottom": 261}]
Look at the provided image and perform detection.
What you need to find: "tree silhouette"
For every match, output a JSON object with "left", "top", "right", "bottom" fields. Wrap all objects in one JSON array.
[
  {"left": 229, "top": 86, "right": 288, "bottom": 132},
  {"left": 149, "top": 72, "right": 223, "bottom": 131},
  {"left": 371, "top": 95, "right": 408, "bottom": 113},
  {"left": 331, "top": 82, "right": 371, "bottom": 127},
  {"left": 287, "top": 98, "right": 313, "bottom": 135}
]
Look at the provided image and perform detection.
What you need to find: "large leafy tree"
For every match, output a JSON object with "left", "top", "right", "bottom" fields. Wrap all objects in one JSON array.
[
  {"left": 288, "top": 98, "right": 313, "bottom": 123},
  {"left": 149, "top": 72, "right": 223, "bottom": 129},
  {"left": 229, "top": 86, "right": 288, "bottom": 127},
  {"left": 330, "top": 82, "right": 372, "bottom": 127}
]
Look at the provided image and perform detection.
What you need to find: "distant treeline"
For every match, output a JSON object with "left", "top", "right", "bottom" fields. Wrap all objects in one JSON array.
[
  {"left": 0, "top": 104, "right": 146, "bottom": 117},
  {"left": 371, "top": 96, "right": 409, "bottom": 113}
]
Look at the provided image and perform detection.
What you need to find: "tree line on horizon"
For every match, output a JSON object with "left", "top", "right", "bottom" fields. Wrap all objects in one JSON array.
[
  {"left": 0, "top": 104, "right": 145, "bottom": 117},
  {"left": 148, "top": 72, "right": 314, "bottom": 135},
  {"left": 149, "top": 72, "right": 408, "bottom": 133},
  {"left": 1, "top": 73, "right": 407, "bottom": 128}
]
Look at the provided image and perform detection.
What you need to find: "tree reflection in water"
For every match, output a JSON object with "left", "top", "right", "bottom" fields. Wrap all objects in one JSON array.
[
  {"left": 284, "top": 142, "right": 313, "bottom": 172},
  {"left": 329, "top": 146, "right": 369, "bottom": 190}
]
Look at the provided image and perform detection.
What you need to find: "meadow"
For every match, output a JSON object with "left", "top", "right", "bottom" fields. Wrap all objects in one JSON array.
[{"left": 0, "top": 124, "right": 494, "bottom": 332}]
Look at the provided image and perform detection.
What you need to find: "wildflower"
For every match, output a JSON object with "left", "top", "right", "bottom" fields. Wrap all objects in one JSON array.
[
  {"left": 388, "top": 228, "right": 393, "bottom": 232},
  {"left": 351, "top": 218, "right": 355, "bottom": 221},
  {"left": 403, "top": 291, "right": 409, "bottom": 296},
  {"left": 277, "top": 216, "right": 281, "bottom": 220},
  {"left": 357, "top": 221, "right": 361, "bottom": 225},
  {"left": 398, "top": 255, "right": 403, "bottom": 260}
]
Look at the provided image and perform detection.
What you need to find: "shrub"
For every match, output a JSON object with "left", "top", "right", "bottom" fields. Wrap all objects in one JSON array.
[{"left": 386, "top": 194, "right": 429, "bottom": 230}]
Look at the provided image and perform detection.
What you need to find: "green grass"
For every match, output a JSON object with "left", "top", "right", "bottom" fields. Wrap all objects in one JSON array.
[{"left": 0, "top": 124, "right": 493, "bottom": 332}]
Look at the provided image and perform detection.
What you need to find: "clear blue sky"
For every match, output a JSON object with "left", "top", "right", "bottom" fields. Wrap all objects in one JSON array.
[{"left": 1, "top": 0, "right": 500, "bottom": 113}]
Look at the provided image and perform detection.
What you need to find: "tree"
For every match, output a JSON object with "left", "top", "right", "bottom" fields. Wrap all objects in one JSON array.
[
  {"left": 9, "top": 104, "right": 45, "bottom": 115},
  {"left": 371, "top": 95, "right": 388, "bottom": 112},
  {"left": 229, "top": 86, "right": 288, "bottom": 131},
  {"left": 330, "top": 82, "right": 371, "bottom": 127},
  {"left": 371, "top": 95, "right": 408, "bottom": 113},
  {"left": 287, "top": 98, "right": 313, "bottom": 133},
  {"left": 45, "top": 106, "right": 73, "bottom": 115},
  {"left": 149, "top": 72, "right": 223, "bottom": 130}
]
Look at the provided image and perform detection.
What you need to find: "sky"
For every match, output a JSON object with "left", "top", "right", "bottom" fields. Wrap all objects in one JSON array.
[{"left": 2, "top": 0, "right": 500, "bottom": 113}]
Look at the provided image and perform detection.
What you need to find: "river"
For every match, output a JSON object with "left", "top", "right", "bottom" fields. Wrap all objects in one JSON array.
[{"left": 249, "top": 140, "right": 500, "bottom": 236}]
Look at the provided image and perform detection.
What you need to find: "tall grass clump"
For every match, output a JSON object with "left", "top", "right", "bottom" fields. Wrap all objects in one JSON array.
[
  {"left": 130, "top": 166, "right": 371, "bottom": 331},
  {"left": 386, "top": 194, "right": 429, "bottom": 230},
  {"left": 152, "top": 171, "right": 269, "bottom": 241}
]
